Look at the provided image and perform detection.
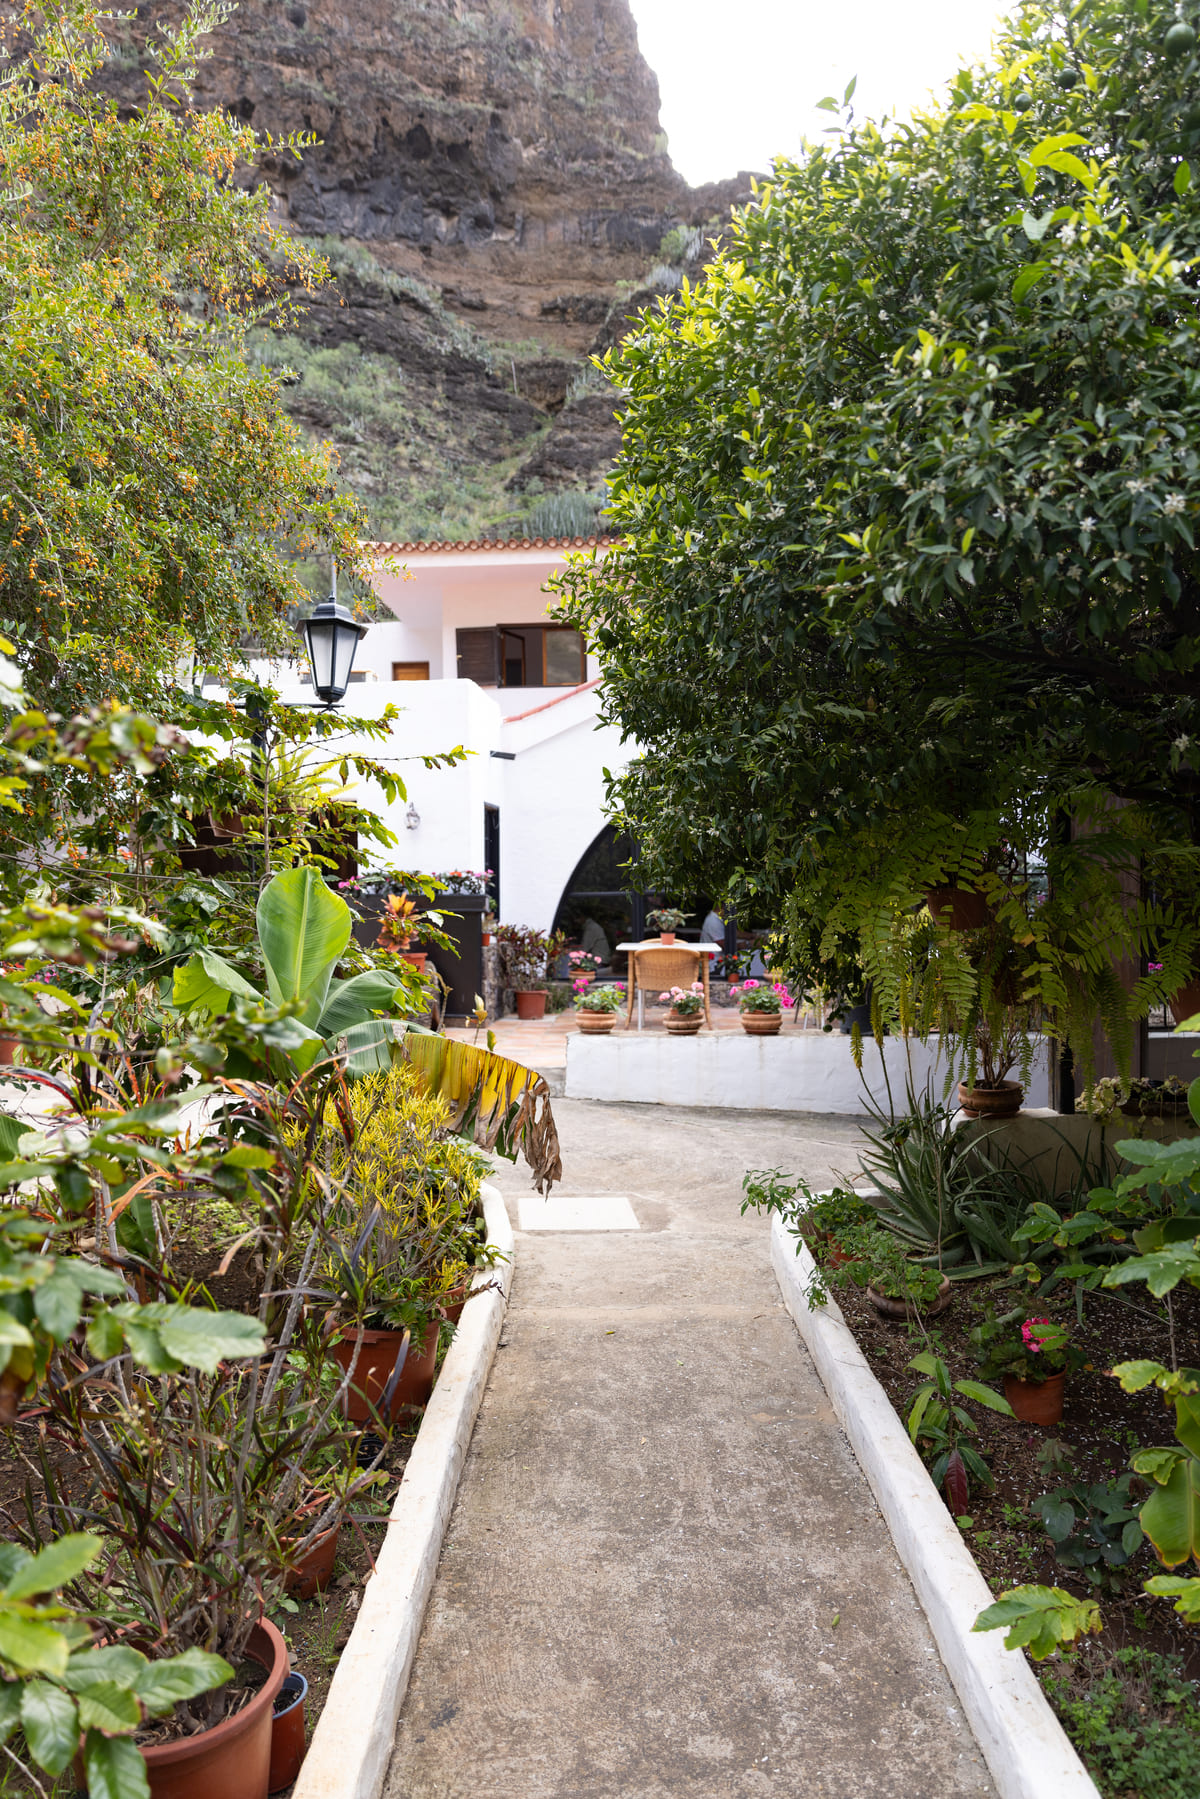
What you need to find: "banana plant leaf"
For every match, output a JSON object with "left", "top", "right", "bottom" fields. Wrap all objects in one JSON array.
[
  {"left": 318, "top": 971, "right": 401, "bottom": 1038},
  {"left": 173, "top": 873, "right": 400, "bottom": 1067},
  {"left": 172, "top": 949, "right": 260, "bottom": 1016},
  {"left": 257, "top": 866, "right": 350, "bottom": 1027},
  {"left": 1140, "top": 1456, "right": 1200, "bottom": 1567},
  {"left": 396, "top": 1030, "right": 561, "bottom": 1194}
]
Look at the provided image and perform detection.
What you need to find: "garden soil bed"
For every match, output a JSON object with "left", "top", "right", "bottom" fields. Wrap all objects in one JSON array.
[{"left": 827, "top": 1265, "right": 1200, "bottom": 1797}]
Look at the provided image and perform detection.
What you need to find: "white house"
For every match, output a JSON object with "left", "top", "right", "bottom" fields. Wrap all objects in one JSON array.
[{"left": 257, "top": 535, "right": 634, "bottom": 938}]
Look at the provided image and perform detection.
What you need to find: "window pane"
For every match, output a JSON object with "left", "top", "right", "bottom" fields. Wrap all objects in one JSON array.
[
  {"left": 545, "top": 628, "right": 585, "bottom": 685},
  {"left": 501, "top": 630, "right": 527, "bottom": 687}
]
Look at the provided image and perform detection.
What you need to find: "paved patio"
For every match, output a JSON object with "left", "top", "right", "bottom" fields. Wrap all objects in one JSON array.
[
  {"left": 447, "top": 1006, "right": 831, "bottom": 1085},
  {"left": 383, "top": 1100, "right": 995, "bottom": 1799}
]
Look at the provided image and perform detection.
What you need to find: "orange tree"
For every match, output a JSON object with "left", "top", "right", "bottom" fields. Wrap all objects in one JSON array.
[
  {"left": 0, "top": 0, "right": 368, "bottom": 712},
  {"left": 556, "top": 0, "right": 1200, "bottom": 1059}
]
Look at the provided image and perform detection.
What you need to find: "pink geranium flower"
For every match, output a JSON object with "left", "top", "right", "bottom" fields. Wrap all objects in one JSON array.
[{"left": 1021, "top": 1317, "right": 1052, "bottom": 1352}]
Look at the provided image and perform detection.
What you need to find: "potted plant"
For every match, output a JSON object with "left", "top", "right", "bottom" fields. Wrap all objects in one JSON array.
[
  {"left": 955, "top": 1002, "right": 1030, "bottom": 1118},
  {"left": 379, "top": 889, "right": 428, "bottom": 970},
  {"left": 645, "top": 906, "right": 690, "bottom": 945},
  {"left": 574, "top": 982, "right": 622, "bottom": 1034},
  {"left": 833, "top": 1226, "right": 952, "bottom": 1318},
  {"left": 433, "top": 868, "right": 492, "bottom": 897},
  {"left": 732, "top": 979, "right": 793, "bottom": 1035},
  {"left": 659, "top": 982, "right": 705, "bottom": 1034},
  {"left": 970, "top": 1310, "right": 1082, "bottom": 1425},
  {"left": 495, "top": 924, "right": 564, "bottom": 1019},
  {"left": 318, "top": 1065, "right": 497, "bottom": 1419},
  {"left": 1119, "top": 1075, "right": 1191, "bottom": 1118},
  {"left": 742, "top": 1177, "right": 876, "bottom": 1265}
]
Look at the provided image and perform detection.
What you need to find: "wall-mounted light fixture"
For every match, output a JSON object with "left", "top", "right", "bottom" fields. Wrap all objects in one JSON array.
[{"left": 405, "top": 802, "right": 421, "bottom": 831}]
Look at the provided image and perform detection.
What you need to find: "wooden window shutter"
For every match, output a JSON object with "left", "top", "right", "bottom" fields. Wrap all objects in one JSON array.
[{"left": 456, "top": 627, "right": 499, "bottom": 684}]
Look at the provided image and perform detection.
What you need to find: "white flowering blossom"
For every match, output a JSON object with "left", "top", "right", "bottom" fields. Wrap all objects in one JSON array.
[
  {"left": 1164, "top": 492, "right": 1187, "bottom": 515},
  {"left": 1081, "top": 516, "right": 1097, "bottom": 531},
  {"left": 1125, "top": 478, "right": 1150, "bottom": 495},
  {"left": 1059, "top": 222, "right": 1077, "bottom": 247}
]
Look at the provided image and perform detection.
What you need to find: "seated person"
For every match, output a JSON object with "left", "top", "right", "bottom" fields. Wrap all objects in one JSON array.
[
  {"left": 700, "top": 908, "right": 725, "bottom": 944},
  {"left": 580, "top": 915, "right": 611, "bottom": 965}
]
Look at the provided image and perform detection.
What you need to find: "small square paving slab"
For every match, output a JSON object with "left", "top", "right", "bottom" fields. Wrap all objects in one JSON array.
[{"left": 517, "top": 1193, "right": 640, "bottom": 1232}]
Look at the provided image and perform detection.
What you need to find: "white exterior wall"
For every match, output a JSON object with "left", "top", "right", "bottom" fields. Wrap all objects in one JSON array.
[
  {"left": 498, "top": 693, "right": 628, "bottom": 931},
  {"left": 565, "top": 1033, "right": 1052, "bottom": 1115},
  {"left": 252, "top": 542, "right": 628, "bottom": 932}
]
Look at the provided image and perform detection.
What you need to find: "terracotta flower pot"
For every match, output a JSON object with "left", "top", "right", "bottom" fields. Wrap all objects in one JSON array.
[
  {"left": 0, "top": 1035, "right": 17, "bottom": 1067},
  {"left": 117, "top": 1620, "right": 288, "bottom": 1799},
  {"left": 741, "top": 1011, "right": 782, "bottom": 1035},
  {"left": 866, "top": 1275, "right": 952, "bottom": 1319},
  {"left": 659, "top": 931, "right": 677, "bottom": 945},
  {"left": 331, "top": 1321, "right": 439, "bottom": 1422},
  {"left": 515, "top": 989, "right": 547, "bottom": 1020},
  {"left": 442, "top": 1282, "right": 472, "bottom": 1325},
  {"left": 1169, "top": 979, "right": 1200, "bottom": 1025},
  {"left": 284, "top": 1525, "right": 340, "bottom": 1602},
  {"left": 1004, "top": 1370, "right": 1065, "bottom": 1425},
  {"left": 401, "top": 950, "right": 427, "bottom": 973},
  {"left": 269, "top": 1672, "right": 308, "bottom": 1794},
  {"left": 958, "top": 1080, "right": 1023, "bottom": 1119},
  {"left": 576, "top": 1009, "right": 617, "bottom": 1033},
  {"left": 663, "top": 1010, "right": 702, "bottom": 1034},
  {"left": 926, "top": 886, "right": 990, "bottom": 931}
]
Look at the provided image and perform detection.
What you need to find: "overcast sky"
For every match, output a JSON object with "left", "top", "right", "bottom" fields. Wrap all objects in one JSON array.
[{"left": 627, "top": 0, "right": 1015, "bottom": 187}]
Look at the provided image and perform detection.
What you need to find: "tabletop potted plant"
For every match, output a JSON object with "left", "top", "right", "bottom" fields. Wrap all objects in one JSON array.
[
  {"left": 732, "top": 979, "right": 793, "bottom": 1036},
  {"left": 646, "top": 906, "right": 690, "bottom": 946},
  {"left": 574, "top": 982, "right": 622, "bottom": 1034},
  {"left": 659, "top": 981, "right": 705, "bottom": 1035},
  {"left": 970, "top": 1309, "right": 1082, "bottom": 1424}
]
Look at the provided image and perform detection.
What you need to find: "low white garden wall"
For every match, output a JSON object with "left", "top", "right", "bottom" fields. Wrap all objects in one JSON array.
[{"left": 565, "top": 1030, "right": 1050, "bottom": 1115}]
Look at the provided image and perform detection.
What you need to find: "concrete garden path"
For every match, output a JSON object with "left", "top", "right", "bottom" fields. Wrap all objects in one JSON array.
[{"left": 384, "top": 1101, "right": 996, "bottom": 1799}]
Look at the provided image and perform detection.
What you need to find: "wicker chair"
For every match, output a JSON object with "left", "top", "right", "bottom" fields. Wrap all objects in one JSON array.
[{"left": 623, "top": 944, "right": 712, "bottom": 1030}]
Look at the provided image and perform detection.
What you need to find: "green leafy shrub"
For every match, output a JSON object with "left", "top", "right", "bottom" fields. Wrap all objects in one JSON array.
[
  {"left": 1044, "top": 1646, "right": 1200, "bottom": 1799},
  {"left": 1033, "top": 1471, "right": 1145, "bottom": 1587},
  {"left": 906, "top": 1350, "right": 1012, "bottom": 1510}
]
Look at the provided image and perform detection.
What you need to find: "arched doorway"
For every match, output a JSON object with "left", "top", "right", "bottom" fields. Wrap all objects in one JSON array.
[
  {"left": 551, "top": 826, "right": 741, "bottom": 974},
  {"left": 551, "top": 825, "right": 640, "bottom": 967}
]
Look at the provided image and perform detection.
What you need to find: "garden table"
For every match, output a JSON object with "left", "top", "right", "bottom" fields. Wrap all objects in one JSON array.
[{"left": 616, "top": 940, "right": 720, "bottom": 1030}]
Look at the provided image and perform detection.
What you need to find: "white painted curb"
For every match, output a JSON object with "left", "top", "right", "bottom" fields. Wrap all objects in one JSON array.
[
  {"left": 293, "top": 1180, "right": 513, "bottom": 1799},
  {"left": 771, "top": 1214, "right": 1100, "bottom": 1799}
]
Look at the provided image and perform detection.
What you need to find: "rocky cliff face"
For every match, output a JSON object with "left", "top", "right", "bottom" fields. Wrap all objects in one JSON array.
[{"left": 109, "top": 0, "right": 752, "bottom": 538}]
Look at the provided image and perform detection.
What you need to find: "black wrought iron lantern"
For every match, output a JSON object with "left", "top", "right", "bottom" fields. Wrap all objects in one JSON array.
[{"left": 299, "top": 588, "right": 367, "bottom": 706}]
